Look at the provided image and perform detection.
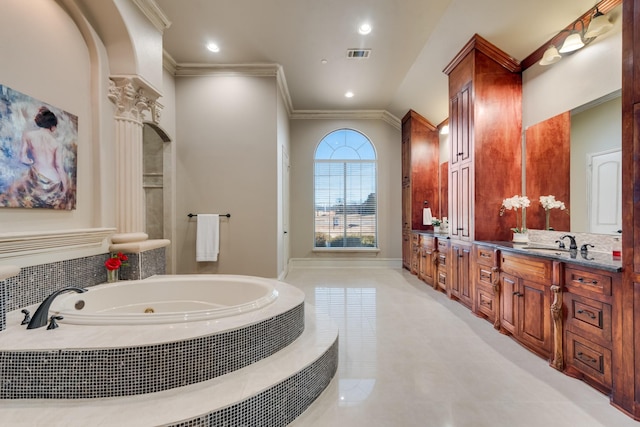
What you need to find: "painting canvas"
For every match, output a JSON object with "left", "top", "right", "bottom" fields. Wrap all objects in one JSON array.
[{"left": 0, "top": 84, "right": 77, "bottom": 210}]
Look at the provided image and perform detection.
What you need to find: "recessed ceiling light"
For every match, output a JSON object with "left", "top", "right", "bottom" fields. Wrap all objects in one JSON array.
[
  {"left": 345, "top": 91, "right": 354, "bottom": 98},
  {"left": 321, "top": 59, "right": 328, "bottom": 64},
  {"left": 358, "top": 23, "right": 372, "bottom": 35},
  {"left": 207, "top": 43, "right": 220, "bottom": 53}
]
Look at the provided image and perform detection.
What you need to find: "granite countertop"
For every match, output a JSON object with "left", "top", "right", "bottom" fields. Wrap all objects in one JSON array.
[{"left": 478, "top": 241, "right": 623, "bottom": 273}]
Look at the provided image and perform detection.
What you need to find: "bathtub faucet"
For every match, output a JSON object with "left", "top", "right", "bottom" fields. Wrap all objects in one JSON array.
[{"left": 26, "top": 287, "right": 87, "bottom": 329}]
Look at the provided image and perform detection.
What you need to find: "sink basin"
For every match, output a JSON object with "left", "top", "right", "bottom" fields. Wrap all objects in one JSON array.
[{"left": 520, "top": 246, "right": 571, "bottom": 257}]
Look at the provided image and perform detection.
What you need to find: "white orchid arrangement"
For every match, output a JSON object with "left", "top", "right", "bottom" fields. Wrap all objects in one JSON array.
[
  {"left": 539, "top": 195, "right": 567, "bottom": 230},
  {"left": 500, "top": 195, "right": 530, "bottom": 233},
  {"left": 539, "top": 195, "right": 566, "bottom": 211}
]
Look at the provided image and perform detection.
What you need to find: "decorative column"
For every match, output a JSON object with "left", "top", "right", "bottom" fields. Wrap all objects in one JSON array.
[{"left": 107, "top": 75, "right": 163, "bottom": 234}]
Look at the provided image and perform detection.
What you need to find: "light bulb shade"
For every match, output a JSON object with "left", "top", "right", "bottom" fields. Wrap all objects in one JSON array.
[
  {"left": 539, "top": 46, "right": 561, "bottom": 66},
  {"left": 585, "top": 13, "right": 613, "bottom": 38},
  {"left": 559, "top": 32, "right": 584, "bottom": 53}
]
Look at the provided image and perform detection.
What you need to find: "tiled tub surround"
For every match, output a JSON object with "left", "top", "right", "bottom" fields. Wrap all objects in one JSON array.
[
  {"left": 0, "top": 279, "right": 306, "bottom": 399},
  {"left": 0, "top": 248, "right": 166, "bottom": 331},
  {"left": 0, "top": 305, "right": 339, "bottom": 427}
]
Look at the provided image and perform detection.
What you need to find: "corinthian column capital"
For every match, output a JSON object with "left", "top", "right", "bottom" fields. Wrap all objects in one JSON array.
[{"left": 108, "top": 75, "right": 163, "bottom": 124}]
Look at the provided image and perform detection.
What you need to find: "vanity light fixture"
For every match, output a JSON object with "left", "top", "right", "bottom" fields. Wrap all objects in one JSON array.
[
  {"left": 539, "top": 3, "right": 613, "bottom": 66},
  {"left": 585, "top": 7, "right": 613, "bottom": 38},
  {"left": 559, "top": 20, "right": 586, "bottom": 54},
  {"left": 539, "top": 45, "right": 562, "bottom": 65}
]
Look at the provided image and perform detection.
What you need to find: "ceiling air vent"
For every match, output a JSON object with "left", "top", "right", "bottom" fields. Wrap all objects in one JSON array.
[{"left": 347, "top": 49, "right": 371, "bottom": 59}]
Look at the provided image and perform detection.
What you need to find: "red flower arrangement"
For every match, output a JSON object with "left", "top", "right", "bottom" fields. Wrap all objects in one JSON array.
[{"left": 105, "top": 252, "right": 128, "bottom": 271}]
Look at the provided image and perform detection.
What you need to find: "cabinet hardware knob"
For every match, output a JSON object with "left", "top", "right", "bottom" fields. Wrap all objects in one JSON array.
[
  {"left": 457, "top": 152, "right": 464, "bottom": 156},
  {"left": 456, "top": 227, "right": 464, "bottom": 231},
  {"left": 577, "top": 309, "right": 597, "bottom": 320}
]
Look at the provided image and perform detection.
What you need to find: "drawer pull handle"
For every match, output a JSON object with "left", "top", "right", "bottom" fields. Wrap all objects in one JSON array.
[
  {"left": 513, "top": 291, "right": 523, "bottom": 297},
  {"left": 480, "top": 253, "right": 491, "bottom": 258},
  {"left": 576, "top": 352, "right": 597, "bottom": 364},
  {"left": 576, "top": 277, "right": 599, "bottom": 285},
  {"left": 577, "top": 309, "right": 597, "bottom": 320}
]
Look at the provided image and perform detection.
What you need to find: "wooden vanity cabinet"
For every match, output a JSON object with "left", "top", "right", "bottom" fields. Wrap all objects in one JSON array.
[
  {"left": 402, "top": 230, "right": 411, "bottom": 269},
  {"left": 563, "top": 265, "right": 619, "bottom": 394},
  {"left": 418, "top": 234, "right": 437, "bottom": 287},
  {"left": 473, "top": 244, "right": 499, "bottom": 327},
  {"left": 444, "top": 34, "right": 522, "bottom": 243},
  {"left": 410, "top": 232, "right": 420, "bottom": 275},
  {"left": 436, "top": 239, "right": 449, "bottom": 292},
  {"left": 449, "top": 240, "right": 472, "bottom": 308},
  {"left": 499, "top": 252, "right": 553, "bottom": 359}
]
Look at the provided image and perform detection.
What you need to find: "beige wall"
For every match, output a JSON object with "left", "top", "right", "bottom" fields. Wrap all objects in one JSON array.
[
  {"left": 173, "top": 75, "right": 280, "bottom": 277},
  {"left": 289, "top": 119, "right": 402, "bottom": 262},
  {"left": 522, "top": 5, "right": 622, "bottom": 129}
]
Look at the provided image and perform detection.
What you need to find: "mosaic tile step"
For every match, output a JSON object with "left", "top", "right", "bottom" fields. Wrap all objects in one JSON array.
[{"left": 0, "top": 305, "right": 339, "bottom": 427}]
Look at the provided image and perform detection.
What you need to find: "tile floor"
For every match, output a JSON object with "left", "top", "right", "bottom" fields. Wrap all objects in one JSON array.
[{"left": 285, "top": 267, "right": 638, "bottom": 427}]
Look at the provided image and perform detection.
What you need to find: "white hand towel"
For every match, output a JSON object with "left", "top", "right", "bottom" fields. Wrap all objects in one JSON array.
[
  {"left": 196, "top": 214, "right": 219, "bottom": 262},
  {"left": 422, "top": 208, "right": 432, "bottom": 225}
]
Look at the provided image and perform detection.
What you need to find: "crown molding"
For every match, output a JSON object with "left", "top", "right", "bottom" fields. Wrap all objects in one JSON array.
[
  {"left": 131, "top": 0, "right": 172, "bottom": 33},
  {"left": 291, "top": 110, "right": 401, "bottom": 130},
  {"left": 163, "top": 50, "right": 177, "bottom": 75},
  {"left": 167, "top": 62, "right": 401, "bottom": 128},
  {"left": 174, "top": 63, "right": 282, "bottom": 77}
]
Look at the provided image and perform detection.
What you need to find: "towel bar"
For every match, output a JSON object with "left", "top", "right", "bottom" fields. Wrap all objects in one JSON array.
[{"left": 188, "top": 213, "right": 231, "bottom": 218}]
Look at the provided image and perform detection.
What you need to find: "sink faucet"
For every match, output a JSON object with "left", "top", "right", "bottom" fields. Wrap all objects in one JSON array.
[
  {"left": 26, "top": 287, "right": 87, "bottom": 329},
  {"left": 559, "top": 234, "right": 577, "bottom": 250}
]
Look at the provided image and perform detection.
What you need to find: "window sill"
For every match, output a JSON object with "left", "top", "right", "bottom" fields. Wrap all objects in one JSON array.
[{"left": 312, "top": 247, "right": 380, "bottom": 253}]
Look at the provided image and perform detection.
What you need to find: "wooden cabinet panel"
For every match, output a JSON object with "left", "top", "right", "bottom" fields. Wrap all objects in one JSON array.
[
  {"left": 500, "top": 273, "right": 517, "bottom": 335},
  {"left": 411, "top": 233, "right": 420, "bottom": 274},
  {"left": 401, "top": 110, "right": 439, "bottom": 236},
  {"left": 566, "top": 330, "right": 612, "bottom": 389},
  {"left": 566, "top": 293, "right": 612, "bottom": 343},
  {"left": 499, "top": 252, "right": 552, "bottom": 358},
  {"left": 449, "top": 242, "right": 472, "bottom": 308},
  {"left": 519, "top": 279, "right": 551, "bottom": 354},
  {"left": 402, "top": 230, "right": 411, "bottom": 269},
  {"left": 564, "top": 267, "right": 612, "bottom": 297}
]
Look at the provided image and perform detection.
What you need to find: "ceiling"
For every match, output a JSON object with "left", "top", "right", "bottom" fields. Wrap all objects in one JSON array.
[{"left": 156, "top": 0, "right": 600, "bottom": 125}]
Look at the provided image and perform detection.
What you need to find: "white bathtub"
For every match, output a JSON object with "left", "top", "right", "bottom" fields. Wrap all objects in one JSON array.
[{"left": 50, "top": 274, "right": 279, "bottom": 325}]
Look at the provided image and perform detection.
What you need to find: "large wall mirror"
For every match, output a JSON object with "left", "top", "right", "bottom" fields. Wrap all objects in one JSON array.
[
  {"left": 525, "top": 91, "right": 621, "bottom": 235},
  {"left": 522, "top": 3, "right": 622, "bottom": 236}
]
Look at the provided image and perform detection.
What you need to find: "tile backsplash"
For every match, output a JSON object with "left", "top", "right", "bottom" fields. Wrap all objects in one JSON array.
[
  {"left": 527, "top": 230, "right": 621, "bottom": 254},
  {"left": 0, "top": 248, "right": 165, "bottom": 331}
]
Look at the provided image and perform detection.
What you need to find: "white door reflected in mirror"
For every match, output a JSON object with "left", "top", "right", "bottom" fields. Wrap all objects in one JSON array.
[{"left": 588, "top": 149, "right": 622, "bottom": 234}]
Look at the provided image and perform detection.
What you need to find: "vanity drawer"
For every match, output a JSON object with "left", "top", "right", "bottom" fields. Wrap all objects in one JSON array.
[
  {"left": 564, "top": 267, "right": 612, "bottom": 297},
  {"left": 419, "top": 234, "right": 435, "bottom": 250},
  {"left": 475, "top": 245, "right": 494, "bottom": 266},
  {"left": 565, "top": 331, "right": 612, "bottom": 389},
  {"left": 500, "top": 252, "right": 552, "bottom": 283},
  {"left": 565, "top": 293, "right": 612, "bottom": 343},
  {"left": 477, "top": 266, "right": 493, "bottom": 286},
  {"left": 437, "top": 270, "right": 447, "bottom": 290},
  {"left": 475, "top": 282, "right": 495, "bottom": 319},
  {"left": 437, "top": 252, "right": 447, "bottom": 268}
]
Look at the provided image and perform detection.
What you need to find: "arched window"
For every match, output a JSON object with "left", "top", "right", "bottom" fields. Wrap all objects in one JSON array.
[{"left": 314, "top": 129, "right": 377, "bottom": 248}]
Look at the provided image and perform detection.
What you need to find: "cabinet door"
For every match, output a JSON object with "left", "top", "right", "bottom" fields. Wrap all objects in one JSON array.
[
  {"left": 500, "top": 273, "right": 517, "bottom": 335},
  {"left": 450, "top": 243, "right": 472, "bottom": 307},
  {"left": 450, "top": 83, "right": 472, "bottom": 166},
  {"left": 519, "top": 278, "right": 551, "bottom": 355},
  {"left": 402, "top": 231, "right": 411, "bottom": 269},
  {"left": 420, "top": 249, "right": 435, "bottom": 285}
]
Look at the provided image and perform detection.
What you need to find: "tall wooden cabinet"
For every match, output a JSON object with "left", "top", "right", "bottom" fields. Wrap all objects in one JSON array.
[
  {"left": 618, "top": 0, "right": 640, "bottom": 418},
  {"left": 443, "top": 34, "right": 523, "bottom": 243},
  {"left": 401, "top": 110, "right": 440, "bottom": 269}
]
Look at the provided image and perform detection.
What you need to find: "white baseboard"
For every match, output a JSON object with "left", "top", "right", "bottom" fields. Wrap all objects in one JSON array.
[{"left": 289, "top": 257, "right": 402, "bottom": 269}]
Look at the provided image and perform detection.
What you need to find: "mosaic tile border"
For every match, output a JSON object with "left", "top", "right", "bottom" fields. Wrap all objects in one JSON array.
[
  {"left": 169, "top": 335, "right": 339, "bottom": 427},
  {"left": 0, "top": 249, "right": 166, "bottom": 332},
  {"left": 0, "top": 303, "right": 304, "bottom": 399}
]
